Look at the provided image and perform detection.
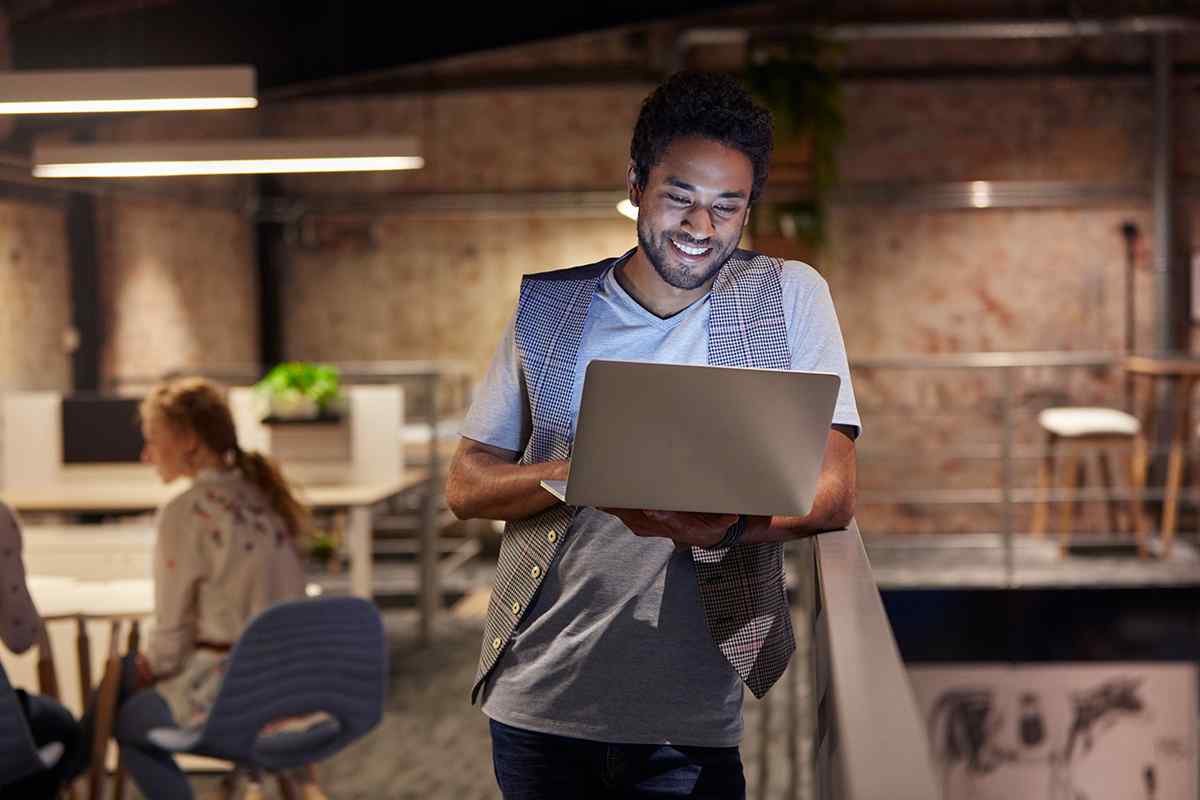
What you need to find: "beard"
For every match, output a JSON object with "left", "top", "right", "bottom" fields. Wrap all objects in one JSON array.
[{"left": 636, "top": 218, "right": 740, "bottom": 291}]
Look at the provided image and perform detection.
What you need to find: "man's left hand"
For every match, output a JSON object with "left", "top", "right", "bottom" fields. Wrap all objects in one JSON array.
[{"left": 603, "top": 508, "right": 769, "bottom": 548}]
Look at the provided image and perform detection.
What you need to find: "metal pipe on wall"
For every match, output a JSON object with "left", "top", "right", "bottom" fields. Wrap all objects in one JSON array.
[{"left": 1153, "top": 32, "right": 1176, "bottom": 354}]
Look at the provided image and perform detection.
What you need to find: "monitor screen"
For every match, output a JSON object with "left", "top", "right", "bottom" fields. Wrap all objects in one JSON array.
[{"left": 61, "top": 395, "right": 145, "bottom": 464}]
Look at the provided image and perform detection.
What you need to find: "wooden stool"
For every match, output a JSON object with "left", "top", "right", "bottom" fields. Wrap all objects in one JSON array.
[{"left": 1030, "top": 407, "right": 1148, "bottom": 557}]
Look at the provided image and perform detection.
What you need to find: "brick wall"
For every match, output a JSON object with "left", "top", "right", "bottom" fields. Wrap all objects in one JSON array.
[
  {"left": 91, "top": 111, "right": 259, "bottom": 386},
  {"left": 0, "top": 200, "right": 71, "bottom": 392}
]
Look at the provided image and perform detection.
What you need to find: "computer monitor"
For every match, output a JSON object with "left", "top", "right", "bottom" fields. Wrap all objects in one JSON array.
[{"left": 61, "top": 395, "right": 145, "bottom": 464}]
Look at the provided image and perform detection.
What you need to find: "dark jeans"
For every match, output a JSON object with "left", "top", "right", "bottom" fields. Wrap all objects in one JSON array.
[
  {"left": 489, "top": 719, "right": 746, "bottom": 800},
  {"left": 8, "top": 690, "right": 87, "bottom": 799}
]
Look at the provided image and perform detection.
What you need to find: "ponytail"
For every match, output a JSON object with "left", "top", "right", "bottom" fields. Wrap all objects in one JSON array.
[{"left": 234, "top": 448, "right": 314, "bottom": 542}]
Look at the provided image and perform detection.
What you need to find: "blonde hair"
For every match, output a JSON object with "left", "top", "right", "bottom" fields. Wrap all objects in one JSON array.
[{"left": 140, "top": 377, "right": 313, "bottom": 541}]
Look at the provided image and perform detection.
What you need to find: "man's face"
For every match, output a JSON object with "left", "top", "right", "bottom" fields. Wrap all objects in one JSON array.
[{"left": 629, "top": 136, "right": 753, "bottom": 291}]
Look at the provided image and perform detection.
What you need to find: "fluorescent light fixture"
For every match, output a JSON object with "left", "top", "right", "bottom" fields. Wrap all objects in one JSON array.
[
  {"left": 0, "top": 67, "right": 257, "bottom": 114},
  {"left": 969, "top": 180, "right": 993, "bottom": 208},
  {"left": 617, "top": 199, "right": 638, "bottom": 220},
  {"left": 33, "top": 137, "right": 424, "bottom": 178}
]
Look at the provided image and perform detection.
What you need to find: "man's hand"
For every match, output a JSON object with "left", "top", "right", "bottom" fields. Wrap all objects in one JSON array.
[{"left": 603, "top": 508, "right": 770, "bottom": 549}]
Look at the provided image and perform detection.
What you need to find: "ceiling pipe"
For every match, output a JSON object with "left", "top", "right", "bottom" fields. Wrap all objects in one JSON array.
[{"left": 674, "top": 15, "right": 1200, "bottom": 70}]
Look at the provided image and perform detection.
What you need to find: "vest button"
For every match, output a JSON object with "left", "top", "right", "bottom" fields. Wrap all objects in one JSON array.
[
  {"left": 547, "top": 529, "right": 558, "bottom": 543},
  {"left": 492, "top": 636, "right": 502, "bottom": 650},
  {"left": 510, "top": 600, "right": 521, "bottom": 615},
  {"left": 530, "top": 565, "right": 542, "bottom": 579}
]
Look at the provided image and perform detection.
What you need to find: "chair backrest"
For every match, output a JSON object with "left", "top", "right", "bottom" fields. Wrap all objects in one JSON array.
[
  {"left": 0, "top": 659, "right": 47, "bottom": 787},
  {"left": 191, "top": 596, "right": 387, "bottom": 767}
]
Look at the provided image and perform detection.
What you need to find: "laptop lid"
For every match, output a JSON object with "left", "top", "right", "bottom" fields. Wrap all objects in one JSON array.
[{"left": 552, "top": 359, "right": 840, "bottom": 517}]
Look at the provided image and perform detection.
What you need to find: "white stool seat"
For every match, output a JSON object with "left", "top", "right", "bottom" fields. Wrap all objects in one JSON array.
[{"left": 1037, "top": 407, "right": 1140, "bottom": 438}]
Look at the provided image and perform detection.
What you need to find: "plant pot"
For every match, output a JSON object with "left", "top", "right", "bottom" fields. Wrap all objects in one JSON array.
[{"left": 268, "top": 391, "right": 320, "bottom": 420}]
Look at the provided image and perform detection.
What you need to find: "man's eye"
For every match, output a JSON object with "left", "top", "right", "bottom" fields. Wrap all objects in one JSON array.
[
  {"left": 715, "top": 206, "right": 737, "bottom": 215},
  {"left": 667, "top": 194, "right": 688, "bottom": 204}
]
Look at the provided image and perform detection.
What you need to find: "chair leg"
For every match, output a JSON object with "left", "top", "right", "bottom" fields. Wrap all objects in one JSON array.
[
  {"left": 1031, "top": 433, "right": 1056, "bottom": 537},
  {"left": 1058, "top": 445, "right": 1081, "bottom": 557},
  {"left": 218, "top": 770, "right": 240, "bottom": 800},
  {"left": 1160, "top": 377, "right": 1194, "bottom": 559},
  {"left": 112, "top": 753, "right": 128, "bottom": 800},
  {"left": 88, "top": 620, "right": 123, "bottom": 800},
  {"left": 276, "top": 772, "right": 301, "bottom": 800},
  {"left": 1096, "top": 448, "right": 1120, "bottom": 534},
  {"left": 1129, "top": 439, "right": 1150, "bottom": 559}
]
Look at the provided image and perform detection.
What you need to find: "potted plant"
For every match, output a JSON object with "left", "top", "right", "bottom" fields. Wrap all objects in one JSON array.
[
  {"left": 255, "top": 361, "right": 345, "bottom": 422},
  {"left": 743, "top": 35, "right": 845, "bottom": 249}
]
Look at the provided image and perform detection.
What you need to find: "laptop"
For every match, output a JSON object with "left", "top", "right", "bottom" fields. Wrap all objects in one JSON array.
[{"left": 540, "top": 359, "right": 840, "bottom": 517}]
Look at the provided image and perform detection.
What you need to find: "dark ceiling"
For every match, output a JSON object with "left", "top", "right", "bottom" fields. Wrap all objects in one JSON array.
[
  {"left": 8, "top": 1, "right": 1200, "bottom": 98},
  {"left": 4, "top": 0, "right": 765, "bottom": 93}
]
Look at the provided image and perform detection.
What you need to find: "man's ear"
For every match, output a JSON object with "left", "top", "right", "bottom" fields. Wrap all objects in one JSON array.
[{"left": 626, "top": 161, "right": 641, "bottom": 207}]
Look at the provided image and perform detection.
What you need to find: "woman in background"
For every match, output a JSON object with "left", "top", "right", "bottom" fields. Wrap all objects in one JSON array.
[
  {"left": 108, "top": 377, "right": 326, "bottom": 799},
  {"left": 0, "top": 501, "right": 86, "bottom": 798}
]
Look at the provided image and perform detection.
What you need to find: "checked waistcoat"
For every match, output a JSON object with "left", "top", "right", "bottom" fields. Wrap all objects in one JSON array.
[{"left": 471, "top": 248, "right": 795, "bottom": 703}]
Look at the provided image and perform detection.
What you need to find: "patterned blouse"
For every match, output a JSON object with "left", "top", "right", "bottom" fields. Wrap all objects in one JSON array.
[
  {"left": 148, "top": 468, "right": 305, "bottom": 727},
  {"left": 0, "top": 502, "right": 39, "bottom": 655}
]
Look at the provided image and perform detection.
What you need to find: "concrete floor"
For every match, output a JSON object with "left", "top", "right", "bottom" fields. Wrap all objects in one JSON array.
[{"left": 123, "top": 600, "right": 814, "bottom": 800}]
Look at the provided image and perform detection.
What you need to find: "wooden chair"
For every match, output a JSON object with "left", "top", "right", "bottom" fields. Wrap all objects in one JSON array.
[
  {"left": 1030, "top": 406, "right": 1148, "bottom": 557},
  {"left": 80, "top": 617, "right": 141, "bottom": 800}
]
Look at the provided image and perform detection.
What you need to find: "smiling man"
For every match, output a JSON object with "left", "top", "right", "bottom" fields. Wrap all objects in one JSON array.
[{"left": 446, "top": 72, "right": 861, "bottom": 800}]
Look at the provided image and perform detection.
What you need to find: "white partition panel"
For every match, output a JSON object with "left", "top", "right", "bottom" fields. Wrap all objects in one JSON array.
[
  {"left": 228, "top": 385, "right": 403, "bottom": 486},
  {"left": 2, "top": 392, "right": 62, "bottom": 489}
]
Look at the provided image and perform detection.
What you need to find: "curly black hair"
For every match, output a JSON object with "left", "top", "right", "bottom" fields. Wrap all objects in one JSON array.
[{"left": 629, "top": 71, "right": 773, "bottom": 204}]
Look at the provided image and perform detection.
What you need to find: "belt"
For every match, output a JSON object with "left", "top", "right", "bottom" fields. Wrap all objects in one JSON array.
[{"left": 195, "top": 639, "right": 233, "bottom": 653}]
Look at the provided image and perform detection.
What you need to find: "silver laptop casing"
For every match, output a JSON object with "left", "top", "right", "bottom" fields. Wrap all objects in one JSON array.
[{"left": 542, "top": 360, "right": 840, "bottom": 517}]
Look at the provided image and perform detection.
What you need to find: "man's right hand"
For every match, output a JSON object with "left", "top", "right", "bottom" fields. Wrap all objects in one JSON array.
[{"left": 445, "top": 437, "right": 569, "bottom": 522}]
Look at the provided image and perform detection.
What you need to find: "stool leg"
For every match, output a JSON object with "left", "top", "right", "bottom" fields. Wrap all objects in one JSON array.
[
  {"left": 1097, "top": 448, "right": 1120, "bottom": 534},
  {"left": 1161, "top": 378, "right": 1192, "bottom": 559},
  {"left": 1058, "top": 445, "right": 1081, "bottom": 557},
  {"left": 1129, "top": 439, "right": 1150, "bottom": 559},
  {"left": 1031, "top": 433, "right": 1056, "bottom": 537}
]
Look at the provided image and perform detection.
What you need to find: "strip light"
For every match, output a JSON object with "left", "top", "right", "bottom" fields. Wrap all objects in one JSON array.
[
  {"left": 33, "top": 138, "right": 424, "bottom": 178},
  {"left": 0, "top": 67, "right": 257, "bottom": 114}
]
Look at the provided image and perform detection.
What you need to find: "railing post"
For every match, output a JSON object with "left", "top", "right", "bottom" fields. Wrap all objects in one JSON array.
[{"left": 1001, "top": 367, "right": 1015, "bottom": 584}]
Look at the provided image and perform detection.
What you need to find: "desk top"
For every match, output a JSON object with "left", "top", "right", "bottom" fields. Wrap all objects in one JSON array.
[
  {"left": 28, "top": 575, "right": 155, "bottom": 619},
  {"left": 1, "top": 469, "right": 428, "bottom": 514}
]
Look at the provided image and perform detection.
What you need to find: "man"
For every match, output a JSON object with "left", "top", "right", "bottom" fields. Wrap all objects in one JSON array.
[{"left": 446, "top": 71, "right": 860, "bottom": 799}]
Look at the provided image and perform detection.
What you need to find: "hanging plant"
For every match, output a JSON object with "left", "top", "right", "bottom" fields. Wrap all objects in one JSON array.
[{"left": 743, "top": 35, "right": 845, "bottom": 247}]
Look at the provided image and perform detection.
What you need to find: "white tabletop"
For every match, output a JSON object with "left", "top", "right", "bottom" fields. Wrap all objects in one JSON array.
[
  {"left": 1, "top": 470, "right": 427, "bottom": 514},
  {"left": 28, "top": 575, "right": 154, "bottom": 619}
]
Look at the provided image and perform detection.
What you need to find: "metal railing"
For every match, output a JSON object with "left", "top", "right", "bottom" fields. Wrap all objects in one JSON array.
[
  {"left": 850, "top": 351, "right": 1128, "bottom": 576},
  {"left": 807, "top": 522, "right": 939, "bottom": 799}
]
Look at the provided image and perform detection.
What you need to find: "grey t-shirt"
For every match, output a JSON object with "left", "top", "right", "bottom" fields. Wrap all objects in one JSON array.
[{"left": 463, "top": 260, "right": 860, "bottom": 747}]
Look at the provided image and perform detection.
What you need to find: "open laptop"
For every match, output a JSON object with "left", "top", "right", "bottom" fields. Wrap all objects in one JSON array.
[{"left": 540, "top": 359, "right": 840, "bottom": 517}]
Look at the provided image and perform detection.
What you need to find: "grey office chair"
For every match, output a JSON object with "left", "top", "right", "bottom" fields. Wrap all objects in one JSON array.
[
  {"left": 145, "top": 596, "right": 387, "bottom": 795},
  {"left": 0, "top": 660, "right": 66, "bottom": 789}
]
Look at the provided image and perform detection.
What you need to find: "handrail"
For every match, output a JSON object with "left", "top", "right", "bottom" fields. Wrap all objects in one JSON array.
[
  {"left": 846, "top": 350, "right": 1138, "bottom": 578},
  {"left": 811, "top": 521, "right": 939, "bottom": 799},
  {"left": 851, "top": 350, "right": 1118, "bottom": 370}
]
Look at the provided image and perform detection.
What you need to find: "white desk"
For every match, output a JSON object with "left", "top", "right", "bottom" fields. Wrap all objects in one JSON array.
[{"left": 1, "top": 470, "right": 430, "bottom": 600}]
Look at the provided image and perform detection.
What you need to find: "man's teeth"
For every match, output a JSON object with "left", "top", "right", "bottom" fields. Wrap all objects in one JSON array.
[{"left": 672, "top": 239, "right": 710, "bottom": 256}]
